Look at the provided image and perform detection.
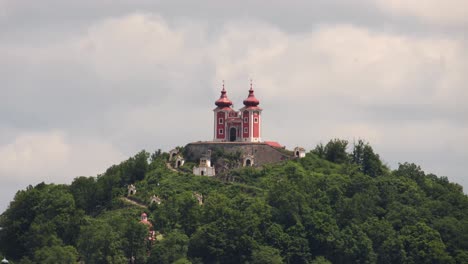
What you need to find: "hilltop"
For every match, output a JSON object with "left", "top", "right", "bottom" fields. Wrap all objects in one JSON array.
[{"left": 1, "top": 139, "right": 467, "bottom": 264}]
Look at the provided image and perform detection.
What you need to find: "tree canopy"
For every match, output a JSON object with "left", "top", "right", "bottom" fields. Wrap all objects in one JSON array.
[{"left": 1, "top": 140, "right": 467, "bottom": 264}]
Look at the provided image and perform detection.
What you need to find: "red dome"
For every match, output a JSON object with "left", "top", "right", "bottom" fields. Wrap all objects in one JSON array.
[
  {"left": 215, "top": 86, "right": 233, "bottom": 108},
  {"left": 243, "top": 86, "right": 260, "bottom": 107}
]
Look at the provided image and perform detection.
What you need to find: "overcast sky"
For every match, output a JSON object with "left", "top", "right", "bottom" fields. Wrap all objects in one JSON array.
[{"left": 1, "top": 0, "right": 467, "bottom": 213}]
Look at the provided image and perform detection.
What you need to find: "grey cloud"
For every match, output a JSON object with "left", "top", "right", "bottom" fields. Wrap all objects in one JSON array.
[
  {"left": 1, "top": 0, "right": 464, "bottom": 41},
  {"left": 361, "top": 104, "right": 468, "bottom": 125}
]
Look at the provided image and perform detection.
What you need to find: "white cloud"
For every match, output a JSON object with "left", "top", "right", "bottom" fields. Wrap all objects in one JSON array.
[
  {"left": 0, "top": 131, "right": 125, "bottom": 212},
  {"left": 0, "top": 131, "right": 125, "bottom": 182},
  {"left": 211, "top": 23, "right": 467, "bottom": 108},
  {"left": 75, "top": 14, "right": 191, "bottom": 82},
  {"left": 374, "top": 0, "right": 468, "bottom": 25},
  {"left": 0, "top": 131, "right": 70, "bottom": 181}
]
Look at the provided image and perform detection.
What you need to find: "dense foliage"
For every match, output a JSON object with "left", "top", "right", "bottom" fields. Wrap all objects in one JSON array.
[{"left": 1, "top": 140, "right": 467, "bottom": 264}]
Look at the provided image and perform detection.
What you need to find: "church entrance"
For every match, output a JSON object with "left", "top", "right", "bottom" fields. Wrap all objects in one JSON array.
[{"left": 229, "top": 127, "right": 237, "bottom": 142}]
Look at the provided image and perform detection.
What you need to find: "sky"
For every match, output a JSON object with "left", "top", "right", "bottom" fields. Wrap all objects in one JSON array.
[{"left": 0, "top": 0, "right": 467, "bottom": 213}]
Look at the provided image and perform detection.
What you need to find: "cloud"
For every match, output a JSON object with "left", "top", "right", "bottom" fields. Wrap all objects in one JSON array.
[
  {"left": 0, "top": 131, "right": 125, "bottom": 212},
  {"left": 0, "top": 131, "right": 125, "bottom": 182},
  {"left": 374, "top": 0, "right": 468, "bottom": 26},
  {"left": 211, "top": 22, "right": 467, "bottom": 111}
]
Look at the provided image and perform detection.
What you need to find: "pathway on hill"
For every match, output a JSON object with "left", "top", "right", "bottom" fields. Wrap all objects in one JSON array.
[
  {"left": 121, "top": 197, "right": 147, "bottom": 209},
  {"left": 166, "top": 162, "right": 178, "bottom": 172}
]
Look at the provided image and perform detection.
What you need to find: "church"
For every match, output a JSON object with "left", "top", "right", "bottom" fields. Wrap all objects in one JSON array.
[
  {"left": 213, "top": 82, "right": 262, "bottom": 143},
  {"left": 173, "top": 81, "right": 306, "bottom": 177}
]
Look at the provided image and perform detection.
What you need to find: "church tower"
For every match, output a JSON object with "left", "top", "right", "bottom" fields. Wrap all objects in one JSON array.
[
  {"left": 240, "top": 82, "right": 262, "bottom": 142},
  {"left": 213, "top": 83, "right": 234, "bottom": 142}
]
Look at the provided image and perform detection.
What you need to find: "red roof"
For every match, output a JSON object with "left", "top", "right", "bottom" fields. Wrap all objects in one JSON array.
[
  {"left": 265, "top": 141, "right": 283, "bottom": 148},
  {"left": 215, "top": 87, "right": 233, "bottom": 108},
  {"left": 243, "top": 85, "right": 260, "bottom": 107}
]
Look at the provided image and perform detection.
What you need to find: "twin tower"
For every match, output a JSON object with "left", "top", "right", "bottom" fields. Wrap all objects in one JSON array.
[{"left": 213, "top": 83, "right": 262, "bottom": 143}]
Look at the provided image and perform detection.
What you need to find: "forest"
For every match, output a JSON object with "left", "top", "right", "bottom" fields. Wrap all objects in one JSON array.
[{"left": 0, "top": 139, "right": 467, "bottom": 264}]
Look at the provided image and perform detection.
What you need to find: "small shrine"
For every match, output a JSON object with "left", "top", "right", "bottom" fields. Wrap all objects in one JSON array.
[
  {"left": 193, "top": 154, "right": 215, "bottom": 176},
  {"left": 174, "top": 155, "right": 185, "bottom": 168},
  {"left": 193, "top": 192, "right": 203, "bottom": 205},
  {"left": 150, "top": 195, "right": 162, "bottom": 205},
  {"left": 168, "top": 148, "right": 179, "bottom": 161},
  {"left": 243, "top": 154, "right": 255, "bottom": 167},
  {"left": 139, "top": 212, "right": 156, "bottom": 242},
  {"left": 294, "top": 147, "right": 306, "bottom": 158},
  {"left": 128, "top": 184, "right": 136, "bottom": 196}
]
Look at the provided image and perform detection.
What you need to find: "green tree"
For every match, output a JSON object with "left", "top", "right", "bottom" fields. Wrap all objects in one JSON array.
[
  {"left": 33, "top": 245, "right": 78, "bottom": 264},
  {"left": 311, "top": 256, "right": 332, "bottom": 264},
  {"left": 70, "top": 176, "right": 98, "bottom": 214},
  {"left": 399, "top": 222, "right": 453, "bottom": 264},
  {"left": 324, "top": 139, "right": 349, "bottom": 164},
  {"left": 77, "top": 219, "right": 127, "bottom": 264},
  {"left": 333, "top": 224, "right": 376, "bottom": 264},
  {"left": 352, "top": 140, "right": 383, "bottom": 177},
  {"left": 251, "top": 245, "right": 283, "bottom": 264},
  {"left": 148, "top": 231, "right": 189, "bottom": 264}
]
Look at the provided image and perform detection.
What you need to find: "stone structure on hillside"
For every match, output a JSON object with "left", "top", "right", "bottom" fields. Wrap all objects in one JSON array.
[
  {"left": 193, "top": 192, "right": 204, "bottom": 205},
  {"left": 193, "top": 153, "right": 216, "bottom": 176},
  {"left": 139, "top": 212, "right": 156, "bottom": 242},
  {"left": 294, "top": 147, "right": 306, "bottom": 158},
  {"left": 128, "top": 184, "right": 136, "bottom": 196},
  {"left": 243, "top": 153, "right": 255, "bottom": 167},
  {"left": 150, "top": 195, "right": 162, "bottom": 205},
  {"left": 168, "top": 148, "right": 179, "bottom": 161},
  {"left": 185, "top": 142, "right": 292, "bottom": 168},
  {"left": 174, "top": 155, "right": 185, "bottom": 168}
]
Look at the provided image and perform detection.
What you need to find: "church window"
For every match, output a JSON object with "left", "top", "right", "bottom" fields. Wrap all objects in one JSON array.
[
  {"left": 219, "top": 129, "right": 224, "bottom": 134},
  {"left": 219, "top": 118, "right": 223, "bottom": 124},
  {"left": 254, "top": 117, "right": 258, "bottom": 123},
  {"left": 244, "top": 117, "right": 248, "bottom": 123},
  {"left": 244, "top": 127, "right": 248, "bottom": 133}
]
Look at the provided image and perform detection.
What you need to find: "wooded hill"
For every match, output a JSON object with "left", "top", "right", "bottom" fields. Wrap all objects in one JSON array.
[{"left": 1, "top": 139, "right": 467, "bottom": 264}]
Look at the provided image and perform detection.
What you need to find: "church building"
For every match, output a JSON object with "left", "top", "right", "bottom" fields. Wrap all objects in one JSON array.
[
  {"left": 213, "top": 82, "right": 262, "bottom": 142},
  {"left": 181, "top": 80, "right": 306, "bottom": 176}
]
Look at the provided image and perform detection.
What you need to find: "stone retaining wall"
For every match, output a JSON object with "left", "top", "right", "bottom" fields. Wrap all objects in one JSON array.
[{"left": 184, "top": 142, "right": 293, "bottom": 166}]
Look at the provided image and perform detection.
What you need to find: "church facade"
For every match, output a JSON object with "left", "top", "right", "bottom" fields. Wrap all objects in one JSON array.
[{"left": 213, "top": 83, "right": 262, "bottom": 143}]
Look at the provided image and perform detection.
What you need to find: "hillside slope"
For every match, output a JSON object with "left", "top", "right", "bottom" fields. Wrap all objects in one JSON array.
[{"left": 1, "top": 140, "right": 467, "bottom": 264}]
